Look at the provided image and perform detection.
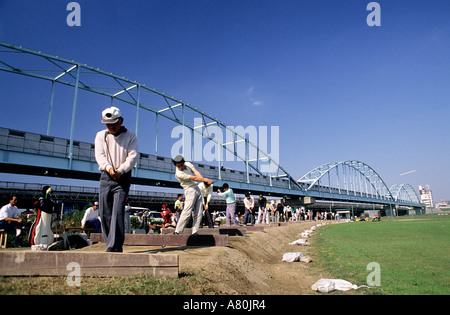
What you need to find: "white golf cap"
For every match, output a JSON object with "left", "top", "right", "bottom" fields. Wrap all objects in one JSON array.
[{"left": 101, "top": 106, "right": 122, "bottom": 124}]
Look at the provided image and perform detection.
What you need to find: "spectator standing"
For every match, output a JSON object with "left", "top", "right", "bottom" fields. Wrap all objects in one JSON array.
[
  {"left": 277, "top": 202, "right": 284, "bottom": 222},
  {"left": 199, "top": 181, "right": 214, "bottom": 228},
  {"left": 257, "top": 195, "right": 269, "bottom": 224},
  {"left": 217, "top": 183, "right": 239, "bottom": 227},
  {"left": 243, "top": 193, "right": 255, "bottom": 226},
  {"left": 174, "top": 194, "right": 183, "bottom": 223},
  {"left": 269, "top": 200, "right": 276, "bottom": 222}
]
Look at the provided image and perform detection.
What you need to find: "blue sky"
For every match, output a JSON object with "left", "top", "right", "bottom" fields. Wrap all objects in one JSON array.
[{"left": 0, "top": 0, "right": 449, "bottom": 201}]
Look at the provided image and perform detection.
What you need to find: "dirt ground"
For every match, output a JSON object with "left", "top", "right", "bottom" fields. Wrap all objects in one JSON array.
[
  {"left": 113, "top": 221, "right": 332, "bottom": 295},
  {"left": 0, "top": 221, "right": 338, "bottom": 295}
]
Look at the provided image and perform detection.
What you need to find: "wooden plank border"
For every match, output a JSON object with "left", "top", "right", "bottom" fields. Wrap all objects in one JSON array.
[{"left": 0, "top": 251, "right": 179, "bottom": 277}]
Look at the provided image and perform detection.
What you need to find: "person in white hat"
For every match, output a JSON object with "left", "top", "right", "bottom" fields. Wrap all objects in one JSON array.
[
  {"left": 94, "top": 106, "right": 138, "bottom": 252},
  {"left": 81, "top": 201, "right": 101, "bottom": 233}
]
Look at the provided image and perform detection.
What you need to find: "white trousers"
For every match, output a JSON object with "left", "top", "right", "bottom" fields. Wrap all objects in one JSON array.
[
  {"left": 257, "top": 207, "right": 270, "bottom": 224},
  {"left": 175, "top": 186, "right": 204, "bottom": 234}
]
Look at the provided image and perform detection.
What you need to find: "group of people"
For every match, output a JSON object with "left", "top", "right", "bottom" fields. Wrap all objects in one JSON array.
[
  {"left": 0, "top": 189, "right": 102, "bottom": 248},
  {"left": 172, "top": 154, "right": 255, "bottom": 233},
  {"left": 0, "top": 107, "right": 267, "bottom": 250},
  {"left": 172, "top": 154, "right": 217, "bottom": 234},
  {"left": 161, "top": 193, "right": 235, "bottom": 230},
  {"left": 0, "top": 106, "right": 341, "bottom": 252},
  {"left": 92, "top": 106, "right": 214, "bottom": 250},
  {"left": 0, "top": 185, "right": 59, "bottom": 248},
  {"left": 242, "top": 195, "right": 316, "bottom": 225},
  {"left": 1, "top": 185, "right": 59, "bottom": 248}
]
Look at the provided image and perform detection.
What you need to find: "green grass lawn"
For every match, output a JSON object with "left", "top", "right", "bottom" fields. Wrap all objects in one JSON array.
[{"left": 313, "top": 215, "right": 450, "bottom": 295}]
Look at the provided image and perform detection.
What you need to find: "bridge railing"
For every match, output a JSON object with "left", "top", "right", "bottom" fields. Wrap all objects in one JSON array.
[
  {"left": 304, "top": 183, "right": 383, "bottom": 200},
  {"left": 0, "top": 127, "right": 294, "bottom": 190},
  {"left": 0, "top": 128, "right": 95, "bottom": 162}
]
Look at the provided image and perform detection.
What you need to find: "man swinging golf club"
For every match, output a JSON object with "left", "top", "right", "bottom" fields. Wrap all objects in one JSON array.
[{"left": 172, "top": 155, "right": 213, "bottom": 235}]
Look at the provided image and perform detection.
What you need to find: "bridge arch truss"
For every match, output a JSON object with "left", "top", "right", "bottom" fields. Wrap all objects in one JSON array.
[
  {"left": 298, "top": 161, "right": 423, "bottom": 207},
  {"left": 389, "top": 183, "right": 421, "bottom": 205},
  {"left": 298, "top": 160, "right": 395, "bottom": 202}
]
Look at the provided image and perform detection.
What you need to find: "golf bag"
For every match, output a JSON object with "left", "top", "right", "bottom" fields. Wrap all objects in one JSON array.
[{"left": 29, "top": 190, "right": 56, "bottom": 247}]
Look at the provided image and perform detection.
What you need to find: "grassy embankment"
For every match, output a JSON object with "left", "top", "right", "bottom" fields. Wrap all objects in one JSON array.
[{"left": 313, "top": 215, "right": 450, "bottom": 295}]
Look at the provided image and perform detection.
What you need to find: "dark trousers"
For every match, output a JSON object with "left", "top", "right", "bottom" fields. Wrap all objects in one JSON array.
[
  {"left": 202, "top": 197, "right": 214, "bottom": 228},
  {"left": 0, "top": 220, "right": 21, "bottom": 231},
  {"left": 243, "top": 209, "right": 255, "bottom": 225},
  {"left": 0, "top": 220, "right": 23, "bottom": 247},
  {"left": 99, "top": 171, "right": 131, "bottom": 252},
  {"left": 85, "top": 219, "right": 102, "bottom": 233}
]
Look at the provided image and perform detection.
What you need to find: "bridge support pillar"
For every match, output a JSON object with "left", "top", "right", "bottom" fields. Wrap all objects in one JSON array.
[
  {"left": 303, "top": 197, "right": 315, "bottom": 205},
  {"left": 413, "top": 206, "right": 425, "bottom": 215},
  {"left": 386, "top": 204, "right": 394, "bottom": 218},
  {"left": 395, "top": 205, "right": 400, "bottom": 217},
  {"left": 284, "top": 196, "right": 315, "bottom": 207}
]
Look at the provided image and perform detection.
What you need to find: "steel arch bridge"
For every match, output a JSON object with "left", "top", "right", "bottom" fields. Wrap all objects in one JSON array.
[
  {"left": 0, "top": 41, "right": 423, "bottom": 210},
  {"left": 296, "top": 161, "right": 423, "bottom": 208},
  {"left": 389, "top": 183, "right": 421, "bottom": 204},
  {"left": 298, "top": 160, "right": 394, "bottom": 201}
]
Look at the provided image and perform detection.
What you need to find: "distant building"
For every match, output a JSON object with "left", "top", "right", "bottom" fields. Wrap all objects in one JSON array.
[
  {"left": 436, "top": 200, "right": 450, "bottom": 210},
  {"left": 419, "top": 185, "right": 434, "bottom": 208}
]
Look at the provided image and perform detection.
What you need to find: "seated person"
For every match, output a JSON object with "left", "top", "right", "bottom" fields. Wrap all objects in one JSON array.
[
  {"left": 0, "top": 195, "right": 23, "bottom": 247},
  {"left": 161, "top": 204, "right": 175, "bottom": 228},
  {"left": 81, "top": 202, "right": 101, "bottom": 233}
]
